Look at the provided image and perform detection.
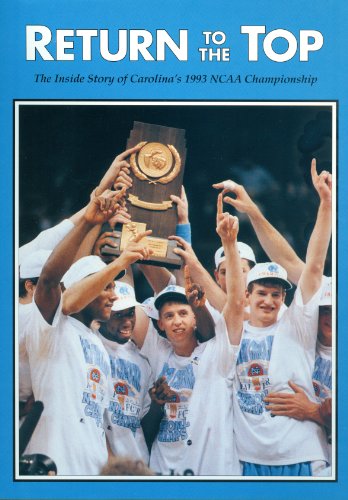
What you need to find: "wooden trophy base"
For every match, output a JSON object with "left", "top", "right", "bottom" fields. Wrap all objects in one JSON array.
[{"left": 101, "top": 122, "right": 187, "bottom": 269}]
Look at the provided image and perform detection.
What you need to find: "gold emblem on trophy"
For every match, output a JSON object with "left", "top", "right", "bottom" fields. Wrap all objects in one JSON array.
[{"left": 130, "top": 141, "right": 181, "bottom": 185}]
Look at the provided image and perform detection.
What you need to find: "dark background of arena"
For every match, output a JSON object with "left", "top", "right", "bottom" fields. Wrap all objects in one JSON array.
[{"left": 18, "top": 103, "right": 333, "bottom": 303}]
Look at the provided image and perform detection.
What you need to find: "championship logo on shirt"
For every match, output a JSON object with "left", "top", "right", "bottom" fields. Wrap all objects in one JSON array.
[
  {"left": 88, "top": 368, "right": 101, "bottom": 399},
  {"left": 86, "top": 366, "right": 106, "bottom": 403},
  {"left": 114, "top": 381, "right": 129, "bottom": 397},
  {"left": 108, "top": 357, "right": 143, "bottom": 434},
  {"left": 82, "top": 365, "right": 108, "bottom": 427},
  {"left": 79, "top": 336, "right": 110, "bottom": 428},
  {"left": 247, "top": 363, "right": 264, "bottom": 391},
  {"left": 237, "top": 336, "right": 273, "bottom": 415}
]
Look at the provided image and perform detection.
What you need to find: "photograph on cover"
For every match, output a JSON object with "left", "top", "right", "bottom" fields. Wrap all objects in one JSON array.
[{"left": 15, "top": 101, "right": 335, "bottom": 480}]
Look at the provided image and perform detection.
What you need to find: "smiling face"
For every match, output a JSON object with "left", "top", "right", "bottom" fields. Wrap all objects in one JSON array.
[
  {"left": 247, "top": 282, "right": 286, "bottom": 327},
  {"left": 318, "top": 305, "right": 332, "bottom": 346},
  {"left": 158, "top": 301, "right": 197, "bottom": 355},
  {"left": 104, "top": 307, "right": 136, "bottom": 344}
]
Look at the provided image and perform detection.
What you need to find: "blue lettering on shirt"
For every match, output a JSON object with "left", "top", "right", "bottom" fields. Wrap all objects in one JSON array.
[
  {"left": 79, "top": 336, "right": 110, "bottom": 378},
  {"left": 82, "top": 391, "right": 104, "bottom": 427},
  {"left": 237, "top": 389, "right": 269, "bottom": 415},
  {"left": 159, "top": 362, "right": 195, "bottom": 390},
  {"left": 158, "top": 416, "right": 190, "bottom": 442},
  {"left": 156, "top": 362, "right": 195, "bottom": 442},
  {"left": 109, "top": 356, "right": 141, "bottom": 393},
  {"left": 237, "top": 335, "right": 274, "bottom": 365},
  {"left": 108, "top": 399, "right": 141, "bottom": 435}
]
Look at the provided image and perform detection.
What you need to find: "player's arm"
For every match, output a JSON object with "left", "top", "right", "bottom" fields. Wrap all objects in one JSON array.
[
  {"left": 213, "top": 180, "right": 304, "bottom": 285},
  {"left": 216, "top": 194, "right": 244, "bottom": 345},
  {"left": 170, "top": 235, "right": 227, "bottom": 312},
  {"left": 131, "top": 305, "right": 151, "bottom": 349},
  {"left": 141, "top": 376, "right": 176, "bottom": 451},
  {"left": 62, "top": 231, "right": 153, "bottom": 315},
  {"left": 183, "top": 266, "right": 215, "bottom": 341},
  {"left": 298, "top": 160, "right": 332, "bottom": 304},
  {"left": 170, "top": 185, "right": 192, "bottom": 245},
  {"left": 35, "top": 190, "right": 125, "bottom": 324},
  {"left": 137, "top": 185, "right": 191, "bottom": 292},
  {"left": 93, "top": 145, "right": 141, "bottom": 197}
]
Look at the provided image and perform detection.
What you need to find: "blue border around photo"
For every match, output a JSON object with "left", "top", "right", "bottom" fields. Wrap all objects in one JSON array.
[{"left": 1, "top": 1, "right": 347, "bottom": 499}]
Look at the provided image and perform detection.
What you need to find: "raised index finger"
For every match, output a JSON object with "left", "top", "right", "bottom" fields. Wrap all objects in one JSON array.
[
  {"left": 310, "top": 158, "right": 318, "bottom": 183},
  {"left": 217, "top": 192, "right": 223, "bottom": 216}
]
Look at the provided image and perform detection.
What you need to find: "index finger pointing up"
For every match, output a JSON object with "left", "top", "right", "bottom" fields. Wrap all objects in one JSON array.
[
  {"left": 311, "top": 158, "right": 318, "bottom": 183},
  {"left": 217, "top": 192, "right": 223, "bottom": 216}
]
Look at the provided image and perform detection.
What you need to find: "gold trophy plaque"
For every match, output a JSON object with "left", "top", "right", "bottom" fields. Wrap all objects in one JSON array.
[{"left": 102, "top": 122, "right": 187, "bottom": 268}]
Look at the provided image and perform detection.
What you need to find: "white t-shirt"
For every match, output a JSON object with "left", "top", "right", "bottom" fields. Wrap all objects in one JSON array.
[
  {"left": 141, "top": 314, "right": 241, "bottom": 476},
  {"left": 19, "top": 219, "right": 74, "bottom": 265},
  {"left": 23, "top": 297, "right": 110, "bottom": 476},
  {"left": 98, "top": 334, "right": 153, "bottom": 463},
  {"left": 313, "top": 342, "right": 332, "bottom": 402},
  {"left": 18, "top": 302, "right": 34, "bottom": 402},
  {"left": 234, "top": 286, "right": 329, "bottom": 466},
  {"left": 18, "top": 219, "right": 75, "bottom": 399}
]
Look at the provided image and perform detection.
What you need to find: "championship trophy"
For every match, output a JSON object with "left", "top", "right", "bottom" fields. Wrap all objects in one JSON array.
[{"left": 102, "top": 122, "right": 187, "bottom": 268}]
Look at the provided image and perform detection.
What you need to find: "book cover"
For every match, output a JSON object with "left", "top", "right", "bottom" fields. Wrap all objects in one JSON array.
[{"left": 0, "top": 1, "right": 346, "bottom": 499}]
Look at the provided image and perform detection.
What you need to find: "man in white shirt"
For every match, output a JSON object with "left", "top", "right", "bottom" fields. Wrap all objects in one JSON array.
[
  {"left": 132, "top": 195, "right": 245, "bottom": 476},
  {"left": 230, "top": 161, "right": 332, "bottom": 476},
  {"left": 21, "top": 189, "right": 152, "bottom": 475},
  {"left": 98, "top": 282, "right": 153, "bottom": 463}
]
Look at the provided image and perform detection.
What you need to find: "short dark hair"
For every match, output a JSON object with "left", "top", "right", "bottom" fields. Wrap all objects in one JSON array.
[
  {"left": 157, "top": 295, "right": 188, "bottom": 314},
  {"left": 246, "top": 260, "right": 256, "bottom": 270},
  {"left": 19, "top": 277, "right": 39, "bottom": 298},
  {"left": 247, "top": 278, "right": 286, "bottom": 294}
]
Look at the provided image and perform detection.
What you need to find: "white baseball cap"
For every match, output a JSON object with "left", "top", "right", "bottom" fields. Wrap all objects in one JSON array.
[
  {"left": 246, "top": 262, "right": 292, "bottom": 290},
  {"left": 320, "top": 277, "right": 332, "bottom": 306},
  {"left": 214, "top": 242, "right": 256, "bottom": 269},
  {"left": 20, "top": 250, "right": 52, "bottom": 279},
  {"left": 154, "top": 285, "right": 187, "bottom": 311},
  {"left": 112, "top": 282, "right": 139, "bottom": 312},
  {"left": 141, "top": 296, "right": 159, "bottom": 320},
  {"left": 62, "top": 256, "right": 107, "bottom": 288}
]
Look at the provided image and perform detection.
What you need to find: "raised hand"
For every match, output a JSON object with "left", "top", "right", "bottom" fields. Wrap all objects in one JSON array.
[
  {"left": 113, "top": 168, "right": 133, "bottom": 192},
  {"left": 84, "top": 188, "right": 126, "bottom": 225},
  {"left": 311, "top": 158, "right": 332, "bottom": 204},
  {"left": 170, "top": 186, "right": 189, "bottom": 224},
  {"left": 213, "top": 179, "right": 256, "bottom": 215},
  {"left": 94, "top": 145, "right": 140, "bottom": 196},
  {"left": 92, "top": 231, "right": 119, "bottom": 257},
  {"left": 118, "top": 230, "right": 153, "bottom": 267},
  {"left": 184, "top": 265, "right": 206, "bottom": 308},
  {"left": 216, "top": 193, "right": 239, "bottom": 242},
  {"left": 170, "top": 235, "right": 199, "bottom": 267},
  {"left": 108, "top": 208, "right": 131, "bottom": 228}
]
